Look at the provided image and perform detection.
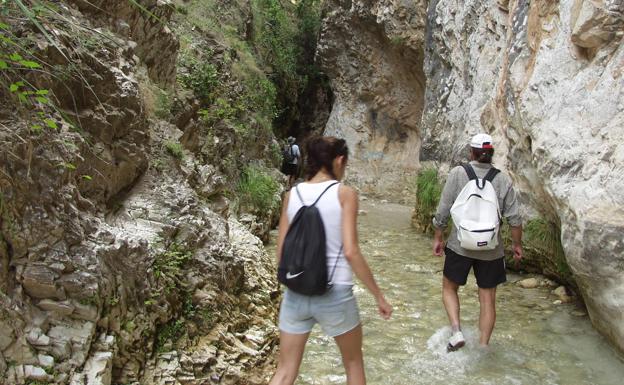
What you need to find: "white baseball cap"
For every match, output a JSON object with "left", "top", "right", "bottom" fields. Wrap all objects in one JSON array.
[{"left": 470, "top": 133, "right": 494, "bottom": 149}]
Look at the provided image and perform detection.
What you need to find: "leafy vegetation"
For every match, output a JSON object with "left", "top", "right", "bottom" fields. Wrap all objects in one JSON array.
[
  {"left": 251, "top": 0, "right": 299, "bottom": 96},
  {"left": 153, "top": 242, "right": 192, "bottom": 290},
  {"left": 523, "top": 217, "right": 572, "bottom": 280},
  {"left": 164, "top": 141, "right": 184, "bottom": 159},
  {"left": 237, "top": 165, "right": 280, "bottom": 213},
  {"left": 156, "top": 318, "right": 185, "bottom": 352},
  {"left": 413, "top": 168, "right": 443, "bottom": 234},
  {"left": 251, "top": 0, "right": 325, "bottom": 133},
  {"left": 178, "top": 57, "right": 219, "bottom": 105},
  {"left": 0, "top": 21, "right": 58, "bottom": 133}
]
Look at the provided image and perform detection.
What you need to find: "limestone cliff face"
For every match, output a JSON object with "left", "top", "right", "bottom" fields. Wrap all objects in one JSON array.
[
  {"left": 317, "top": 0, "right": 427, "bottom": 172},
  {"left": 422, "top": 0, "right": 624, "bottom": 352}
]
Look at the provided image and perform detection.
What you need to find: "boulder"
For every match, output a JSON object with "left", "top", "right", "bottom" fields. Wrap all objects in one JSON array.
[
  {"left": 24, "top": 365, "right": 51, "bottom": 382},
  {"left": 518, "top": 278, "right": 539, "bottom": 289},
  {"left": 38, "top": 354, "right": 55, "bottom": 368},
  {"left": 38, "top": 299, "right": 75, "bottom": 316},
  {"left": 553, "top": 286, "right": 575, "bottom": 303},
  {"left": 84, "top": 351, "right": 113, "bottom": 385}
]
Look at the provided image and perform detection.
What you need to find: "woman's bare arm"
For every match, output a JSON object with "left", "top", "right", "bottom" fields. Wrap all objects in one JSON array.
[
  {"left": 276, "top": 191, "right": 290, "bottom": 263},
  {"left": 340, "top": 185, "right": 392, "bottom": 319}
]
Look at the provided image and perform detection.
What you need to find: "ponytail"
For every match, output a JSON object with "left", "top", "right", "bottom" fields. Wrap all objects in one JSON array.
[{"left": 304, "top": 136, "right": 349, "bottom": 180}]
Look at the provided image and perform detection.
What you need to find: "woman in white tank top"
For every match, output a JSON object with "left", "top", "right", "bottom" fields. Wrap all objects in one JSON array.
[{"left": 270, "top": 136, "right": 392, "bottom": 385}]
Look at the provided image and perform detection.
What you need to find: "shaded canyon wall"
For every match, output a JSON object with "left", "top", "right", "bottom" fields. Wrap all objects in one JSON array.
[{"left": 316, "top": 0, "right": 428, "bottom": 198}]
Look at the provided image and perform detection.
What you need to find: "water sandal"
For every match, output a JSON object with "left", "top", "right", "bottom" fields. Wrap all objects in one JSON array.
[{"left": 447, "top": 330, "right": 465, "bottom": 352}]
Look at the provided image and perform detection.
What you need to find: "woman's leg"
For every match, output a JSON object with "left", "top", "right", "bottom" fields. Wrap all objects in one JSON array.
[
  {"left": 269, "top": 331, "right": 310, "bottom": 385},
  {"left": 334, "top": 325, "right": 366, "bottom": 385}
]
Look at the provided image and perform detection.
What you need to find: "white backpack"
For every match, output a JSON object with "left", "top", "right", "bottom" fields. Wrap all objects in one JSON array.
[{"left": 450, "top": 164, "right": 501, "bottom": 251}]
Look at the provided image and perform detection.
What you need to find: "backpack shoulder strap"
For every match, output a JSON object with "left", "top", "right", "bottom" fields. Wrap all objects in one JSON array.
[
  {"left": 294, "top": 184, "right": 305, "bottom": 204},
  {"left": 461, "top": 163, "right": 478, "bottom": 181},
  {"left": 311, "top": 182, "right": 339, "bottom": 207},
  {"left": 484, "top": 167, "right": 500, "bottom": 183}
]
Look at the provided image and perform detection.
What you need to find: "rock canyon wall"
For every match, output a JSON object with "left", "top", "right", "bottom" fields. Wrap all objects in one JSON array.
[
  {"left": 319, "top": 0, "right": 624, "bottom": 352},
  {"left": 0, "top": 1, "right": 282, "bottom": 384},
  {"left": 421, "top": 0, "right": 624, "bottom": 353},
  {"left": 316, "top": 0, "right": 427, "bottom": 198}
]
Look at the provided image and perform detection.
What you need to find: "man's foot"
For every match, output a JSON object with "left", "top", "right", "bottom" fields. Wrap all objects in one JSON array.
[{"left": 447, "top": 330, "right": 465, "bottom": 352}]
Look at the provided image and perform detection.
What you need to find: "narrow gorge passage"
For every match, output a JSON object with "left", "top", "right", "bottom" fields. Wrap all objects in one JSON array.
[{"left": 270, "top": 201, "right": 624, "bottom": 384}]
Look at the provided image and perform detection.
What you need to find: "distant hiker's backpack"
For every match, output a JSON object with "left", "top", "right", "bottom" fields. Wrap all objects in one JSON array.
[
  {"left": 450, "top": 164, "right": 501, "bottom": 251},
  {"left": 282, "top": 145, "right": 295, "bottom": 163},
  {"left": 278, "top": 182, "right": 340, "bottom": 295}
]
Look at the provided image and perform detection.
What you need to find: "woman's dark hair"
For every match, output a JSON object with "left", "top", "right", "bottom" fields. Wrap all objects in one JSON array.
[
  {"left": 471, "top": 147, "right": 494, "bottom": 163},
  {"left": 304, "top": 136, "right": 349, "bottom": 180}
]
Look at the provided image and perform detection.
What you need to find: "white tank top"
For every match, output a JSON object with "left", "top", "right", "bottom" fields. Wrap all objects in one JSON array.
[{"left": 286, "top": 180, "right": 353, "bottom": 286}]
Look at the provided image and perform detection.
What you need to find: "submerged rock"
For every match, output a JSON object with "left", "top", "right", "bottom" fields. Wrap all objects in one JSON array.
[
  {"left": 518, "top": 278, "right": 540, "bottom": 289},
  {"left": 553, "top": 286, "right": 575, "bottom": 303}
]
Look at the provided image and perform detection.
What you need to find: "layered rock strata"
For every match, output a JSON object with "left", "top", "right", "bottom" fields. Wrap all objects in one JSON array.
[{"left": 0, "top": 1, "right": 279, "bottom": 384}]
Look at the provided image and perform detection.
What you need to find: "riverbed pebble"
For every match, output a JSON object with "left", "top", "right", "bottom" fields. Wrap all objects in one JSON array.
[
  {"left": 540, "top": 278, "right": 558, "bottom": 287},
  {"left": 552, "top": 286, "right": 574, "bottom": 303},
  {"left": 518, "top": 278, "right": 539, "bottom": 288}
]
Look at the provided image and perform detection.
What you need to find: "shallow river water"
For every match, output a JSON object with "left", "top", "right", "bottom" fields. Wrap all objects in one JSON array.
[{"left": 269, "top": 201, "right": 624, "bottom": 385}]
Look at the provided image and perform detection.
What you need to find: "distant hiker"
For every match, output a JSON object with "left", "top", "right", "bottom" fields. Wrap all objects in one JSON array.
[
  {"left": 270, "top": 136, "right": 392, "bottom": 385},
  {"left": 281, "top": 136, "right": 301, "bottom": 188},
  {"left": 432, "top": 133, "right": 523, "bottom": 351}
]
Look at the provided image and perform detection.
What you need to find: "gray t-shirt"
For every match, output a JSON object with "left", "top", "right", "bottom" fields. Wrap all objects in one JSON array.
[
  {"left": 289, "top": 144, "right": 301, "bottom": 165},
  {"left": 433, "top": 161, "right": 522, "bottom": 261}
]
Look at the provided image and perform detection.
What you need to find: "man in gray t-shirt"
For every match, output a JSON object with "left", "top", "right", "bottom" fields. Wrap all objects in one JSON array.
[{"left": 432, "top": 133, "right": 523, "bottom": 352}]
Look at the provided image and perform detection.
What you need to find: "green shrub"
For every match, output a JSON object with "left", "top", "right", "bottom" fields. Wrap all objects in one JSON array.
[
  {"left": 154, "top": 89, "right": 172, "bottom": 119},
  {"left": 390, "top": 35, "right": 406, "bottom": 46},
  {"left": 251, "top": 0, "right": 298, "bottom": 83},
  {"left": 413, "top": 167, "right": 442, "bottom": 233},
  {"left": 237, "top": 165, "right": 279, "bottom": 213},
  {"left": 179, "top": 60, "right": 219, "bottom": 104},
  {"left": 524, "top": 217, "right": 572, "bottom": 280},
  {"left": 243, "top": 75, "right": 278, "bottom": 122},
  {"left": 156, "top": 318, "right": 185, "bottom": 352},
  {"left": 153, "top": 243, "right": 192, "bottom": 282},
  {"left": 164, "top": 141, "right": 184, "bottom": 159}
]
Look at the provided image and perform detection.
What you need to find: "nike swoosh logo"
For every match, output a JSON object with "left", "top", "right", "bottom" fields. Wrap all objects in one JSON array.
[{"left": 286, "top": 271, "right": 304, "bottom": 279}]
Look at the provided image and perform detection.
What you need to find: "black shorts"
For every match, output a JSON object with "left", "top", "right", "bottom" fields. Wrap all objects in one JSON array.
[
  {"left": 443, "top": 247, "right": 506, "bottom": 289},
  {"left": 282, "top": 163, "right": 298, "bottom": 176}
]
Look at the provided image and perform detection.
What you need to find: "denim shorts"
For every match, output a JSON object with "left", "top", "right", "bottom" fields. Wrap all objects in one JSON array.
[{"left": 278, "top": 285, "right": 360, "bottom": 337}]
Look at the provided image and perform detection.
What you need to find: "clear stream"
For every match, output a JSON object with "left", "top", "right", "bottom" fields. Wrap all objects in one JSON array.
[{"left": 268, "top": 201, "right": 624, "bottom": 385}]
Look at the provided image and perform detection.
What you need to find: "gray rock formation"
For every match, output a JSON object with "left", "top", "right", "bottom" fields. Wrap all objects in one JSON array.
[
  {"left": 0, "top": 1, "right": 279, "bottom": 384},
  {"left": 421, "top": 0, "right": 624, "bottom": 352},
  {"left": 318, "top": 0, "right": 427, "bottom": 167}
]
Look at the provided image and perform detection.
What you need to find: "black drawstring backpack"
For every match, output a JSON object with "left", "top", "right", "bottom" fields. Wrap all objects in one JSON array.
[{"left": 278, "top": 182, "right": 341, "bottom": 295}]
